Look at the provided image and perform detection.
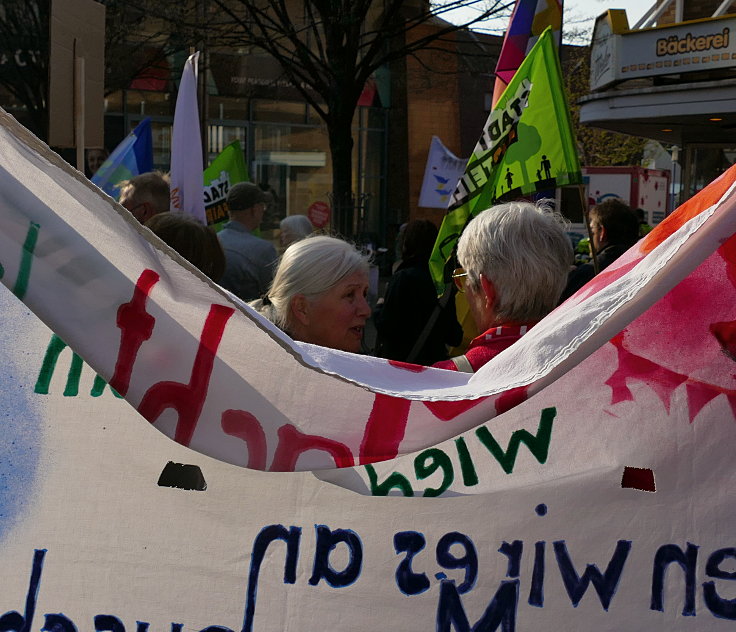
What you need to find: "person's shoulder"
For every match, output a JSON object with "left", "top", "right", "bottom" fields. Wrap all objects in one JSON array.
[
  {"left": 568, "top": 261, "right": 595, "bottom": 282},
  {"left": 219, "top": 220, "right": 239, "bottom": 231},
  {"left": 217, "top": 228, "right": 242, "bottom": 251},
  {"left": 252, "top": 234, "right": 277, "bottom": 254},
  {"left": 217, "top": 223, "right": 240, "bottom": 241},
  {"left": 598, "top": 243, "right": 629, "bottom": 268},
  {"left": 393, "top": 261, "right": 433, "bottom": 287},
  {"left": 432, "top": 357, "right": 458, "bottom": 371},
  {"left": 386, "top": 265, "right": 413, "bottom": 286},
  {"left": 560, "top": 263, "right": 595, "bottom": 302}
]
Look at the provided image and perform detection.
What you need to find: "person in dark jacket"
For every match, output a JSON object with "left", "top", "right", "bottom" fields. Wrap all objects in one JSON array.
[
  {"left": 374, "top": 219, "right": 462, "bottom": 365},
  {"left": 560, "top": 198, "right": 640, "bottom": 302}
]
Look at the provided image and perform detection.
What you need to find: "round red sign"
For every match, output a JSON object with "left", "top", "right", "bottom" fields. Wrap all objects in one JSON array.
[{"left": 307, "top": 201, "right": 331, "bottom": 229}]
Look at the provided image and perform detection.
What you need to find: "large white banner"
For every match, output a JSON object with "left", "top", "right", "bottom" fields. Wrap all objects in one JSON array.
[{"left": 1, "top": 107, "right": 736, "bottom": 629}]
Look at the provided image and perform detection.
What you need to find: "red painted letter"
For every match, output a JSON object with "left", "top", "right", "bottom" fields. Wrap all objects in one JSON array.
[
  {"left": 109, "top": 269, "right": 159, "bottom": 396},
  {"left": 359, "top": 394, "right": 412, "bottom": 465},
  {"left": 270, "top": 424, "right": 353, "bottom": 471},
  {"left": 138, "top": 304, "right": 234, "bottom": 446},
  {"left": 221, "top": 409, "right": 268, "bottom": 470}
]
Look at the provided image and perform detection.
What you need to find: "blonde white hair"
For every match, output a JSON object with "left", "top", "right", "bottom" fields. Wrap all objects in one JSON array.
[
  {"left": 458, "top": 200, "right": 572, "bottom": 322},
  {"left": 250, "top": 235, "right": 369, "bottom": 331},
  {"left": 279, "top": 214, "right": 313, "bottom": 247}
]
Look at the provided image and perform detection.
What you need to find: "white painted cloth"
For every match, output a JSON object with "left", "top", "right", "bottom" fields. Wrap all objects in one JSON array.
[{"left": 1, "top": 107, "right": 736, "bottom": 629}]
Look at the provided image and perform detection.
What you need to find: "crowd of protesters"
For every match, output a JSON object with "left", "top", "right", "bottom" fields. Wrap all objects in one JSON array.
[{"left": 108, "top": 168, "right": 644, "bottom": 371}]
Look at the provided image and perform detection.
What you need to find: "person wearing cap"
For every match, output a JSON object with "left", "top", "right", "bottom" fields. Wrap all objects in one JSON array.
[{"left": 217, "top": 182, "right": 278, "bottom": 302}]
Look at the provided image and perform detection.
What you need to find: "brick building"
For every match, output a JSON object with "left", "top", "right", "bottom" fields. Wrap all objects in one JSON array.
[
  {"left": 389, "top": 21, "right": 501, "bottom": 230},
  {"left": 0, "top": 1, "right": 505, "bottom": 256}
]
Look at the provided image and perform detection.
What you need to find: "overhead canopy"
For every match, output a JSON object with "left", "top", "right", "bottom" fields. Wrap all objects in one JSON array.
[
  {"left": 581, "top": 10, "right": 736, "bottom": 144},
  {"left": 579, "top": 77, "right": 736, "bottom": 145}
]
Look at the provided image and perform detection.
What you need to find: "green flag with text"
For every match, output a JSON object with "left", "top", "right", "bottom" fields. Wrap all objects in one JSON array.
[
  {"left": 203, "top": 140, "right": 249, "bottom": 230},
  {"left": 429, "top": 27, "right": 582, "bottom": 295}
]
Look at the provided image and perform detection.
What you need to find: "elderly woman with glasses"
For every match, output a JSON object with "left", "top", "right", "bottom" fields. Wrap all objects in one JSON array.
[{"left": 434, "top": 200, "right": 572, "bottom": 372}]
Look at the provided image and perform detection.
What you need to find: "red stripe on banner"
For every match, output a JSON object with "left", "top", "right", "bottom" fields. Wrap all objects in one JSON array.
[
  {"left": 423, "top": 398, "right": 486, "bottom": 421},
  {"left": 720, "top": 233, "right": 736, "bottom": 287},
  {"left": 138, "top": 304, "right": 235, "bottom": 447},
  {"left": 495, "top": 386, "right": 529, "bottom": 415},
  {"left": 388, "top": 360, "right": 429, "bottom": 373},
  {"left": 359, "top": 394, "right": 412, "bottom": 465}
]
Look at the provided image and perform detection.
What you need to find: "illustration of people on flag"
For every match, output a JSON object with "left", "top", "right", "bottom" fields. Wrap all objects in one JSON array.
[{"left": 429, "top": 26, "right": 581, "bottom": 294}]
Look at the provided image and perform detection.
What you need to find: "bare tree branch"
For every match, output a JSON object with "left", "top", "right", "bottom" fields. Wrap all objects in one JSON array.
[{"left": 196, "top": 0, "right": 508, "bottom": 234}]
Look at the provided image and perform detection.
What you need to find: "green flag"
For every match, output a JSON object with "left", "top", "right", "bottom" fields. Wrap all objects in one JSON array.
[
  {"left": 203, "top": 140, "right": 249, "bottom": 230},
  {"left": 428, "top": 27, "right": 582, "bottom": 295}
]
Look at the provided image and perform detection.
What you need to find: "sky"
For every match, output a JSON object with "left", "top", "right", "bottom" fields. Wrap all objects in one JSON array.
[{"left": 439, "top": 0, "right": 653, "bottom": 43}]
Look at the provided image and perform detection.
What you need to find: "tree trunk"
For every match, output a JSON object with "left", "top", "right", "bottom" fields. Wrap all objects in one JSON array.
[{"left": 327, "top": 109, "right": 355, "bottom": 239}]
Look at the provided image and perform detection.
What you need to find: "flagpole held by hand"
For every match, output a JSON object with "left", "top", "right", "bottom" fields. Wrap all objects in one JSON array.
[{"left": 579, "top": 185, "right": 600, "bottom": 275}]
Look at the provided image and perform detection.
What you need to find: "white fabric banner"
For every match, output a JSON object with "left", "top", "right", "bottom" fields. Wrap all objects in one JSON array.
[
  {"left": 1, "top": 107, "right": 736, "bottom": 629},
  {"left": 418, "top": 135, "right": 468, "bottom": 208},
  {"left": 169, "top": 52, "right": 206, "bottom": 222}
]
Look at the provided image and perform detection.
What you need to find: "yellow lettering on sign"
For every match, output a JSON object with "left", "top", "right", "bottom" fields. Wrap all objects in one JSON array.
[{"left": 655, "top": 27, "right": 732, "bottom": 57}]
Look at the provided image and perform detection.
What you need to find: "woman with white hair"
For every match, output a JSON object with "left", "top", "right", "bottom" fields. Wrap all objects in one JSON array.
[
  {"left": 434, "top": 200, "right": 572, "bottom": 372},
  {"left": 250, "top": 235, "right": 371, "bottom": 353},
  {"left": 279, "top": 214, "right": 314, "bottom": 248}
]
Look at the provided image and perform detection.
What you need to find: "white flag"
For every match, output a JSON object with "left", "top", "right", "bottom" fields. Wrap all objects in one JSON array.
[
  {"left": 170, "top": 52, "right": 205, "bottom": 222},
  {"left": 418, "top": 136, "right": 467, "bottom": 208}
]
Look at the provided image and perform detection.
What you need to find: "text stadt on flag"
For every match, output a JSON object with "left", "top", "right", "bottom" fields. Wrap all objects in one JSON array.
[{"left": 429, "top": 27, "right": 582, "bottom": 296}]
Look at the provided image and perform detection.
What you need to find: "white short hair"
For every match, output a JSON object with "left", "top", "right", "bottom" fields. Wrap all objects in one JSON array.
[
  {"left": 457, "top": 200, "right": 572, "bottom": 322},
  {"left": 250, "top": 235, "right": 370, "bottom": 331},
  {"left": 279, "top": 214, "right": 313, "bottom": 246}
]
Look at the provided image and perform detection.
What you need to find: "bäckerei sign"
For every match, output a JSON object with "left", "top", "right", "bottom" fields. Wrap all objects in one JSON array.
[{"left": 590, "top": 11, "right": 736, "bottom": 91}]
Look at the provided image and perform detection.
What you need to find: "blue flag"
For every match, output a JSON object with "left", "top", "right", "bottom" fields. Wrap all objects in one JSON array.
[{"left": 91, "top": 118, "right": 154, "bottom": 199}]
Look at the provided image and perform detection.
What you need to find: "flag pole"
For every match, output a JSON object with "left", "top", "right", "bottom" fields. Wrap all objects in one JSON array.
[
  {"left": 578, "top": 185, "right": 600, "bottom": 275},
  {"left": 73, "top": 39, "right": 85, "bottom": 172}
]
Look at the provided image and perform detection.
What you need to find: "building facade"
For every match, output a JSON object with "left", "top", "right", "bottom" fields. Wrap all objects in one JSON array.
[
  {"left": 0, "top": 1, "right": 503, "bottom": 256},
  {"left": 580, "top": 0, "right": 736, "bottom": 206}
]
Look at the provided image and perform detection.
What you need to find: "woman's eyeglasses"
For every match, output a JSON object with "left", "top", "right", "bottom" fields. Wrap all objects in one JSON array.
[{"left": 452, "top": 267, "right": 468, "bottom": 292}]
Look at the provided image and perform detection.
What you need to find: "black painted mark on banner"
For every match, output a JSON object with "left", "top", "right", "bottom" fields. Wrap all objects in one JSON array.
[
  {"left": 157, "top": 462, "right": 207, "bottom": 491},
  {"left": 621, "top": 467, "right": 656, "bottom": 493}
]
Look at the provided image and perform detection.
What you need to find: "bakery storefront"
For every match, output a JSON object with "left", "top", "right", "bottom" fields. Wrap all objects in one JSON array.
[{"left": 580, "top": 9, "right": 736, "bottom": 205}]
